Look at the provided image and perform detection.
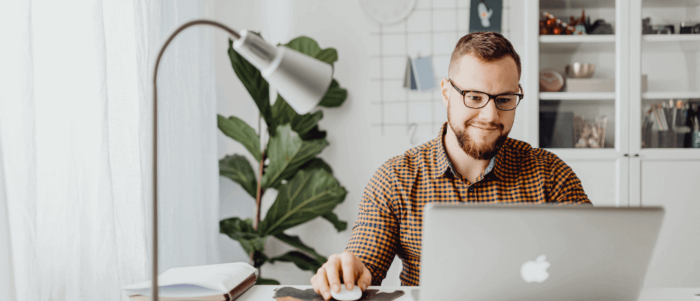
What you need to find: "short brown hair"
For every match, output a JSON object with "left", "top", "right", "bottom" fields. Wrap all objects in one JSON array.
[{"left": 448, "top": 32, "right": 521, "bottom": 79}]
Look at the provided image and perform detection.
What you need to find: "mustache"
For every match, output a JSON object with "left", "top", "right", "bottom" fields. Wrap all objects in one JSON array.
[{"left": 465, "top": 120, "right": 504, "bottom": 131}]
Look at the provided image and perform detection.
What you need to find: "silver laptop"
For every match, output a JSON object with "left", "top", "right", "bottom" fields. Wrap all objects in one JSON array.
[{"left": 419, "top": 205, "right": 664, "bottom": 301}]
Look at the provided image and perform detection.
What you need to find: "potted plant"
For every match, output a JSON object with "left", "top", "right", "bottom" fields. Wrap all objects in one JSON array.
[{"left": 218, "top": 33, "right": 348, "bottom": 284}]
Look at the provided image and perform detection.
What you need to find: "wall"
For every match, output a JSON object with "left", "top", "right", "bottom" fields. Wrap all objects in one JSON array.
[{"left": 213, "top": 0, "right": 527, "bottom": 285}]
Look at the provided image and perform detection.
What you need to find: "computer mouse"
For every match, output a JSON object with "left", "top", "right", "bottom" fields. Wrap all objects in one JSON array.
[{"left": 330, "top": 285, "right": 362, "bottom": 301}]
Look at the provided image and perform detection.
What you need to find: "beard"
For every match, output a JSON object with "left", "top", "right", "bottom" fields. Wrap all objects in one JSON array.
[{"left": 447, "top": 103, "right": 509, "bottom": 161}]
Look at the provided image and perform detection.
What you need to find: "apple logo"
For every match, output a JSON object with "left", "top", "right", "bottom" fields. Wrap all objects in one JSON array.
[{"left": 520, "top": 255, "right": 551, "bottom": 283}]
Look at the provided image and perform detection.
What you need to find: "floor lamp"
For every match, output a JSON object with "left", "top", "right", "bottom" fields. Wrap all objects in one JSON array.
[{"left": 151, "top": 19, "right": 333, "bottom": 300}]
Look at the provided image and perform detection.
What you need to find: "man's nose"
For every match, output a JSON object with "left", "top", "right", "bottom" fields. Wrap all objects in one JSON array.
[{"left": 478, "top": 98, "right": 500, "bottom": 122}]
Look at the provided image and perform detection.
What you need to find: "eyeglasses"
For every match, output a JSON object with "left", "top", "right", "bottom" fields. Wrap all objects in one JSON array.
[{"left": 449, "top": 79, "right": 524, "bottom": 111}]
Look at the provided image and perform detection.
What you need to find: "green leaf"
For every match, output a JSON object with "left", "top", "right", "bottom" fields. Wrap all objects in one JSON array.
[
  {"left": 256, "top": 278, "right": 280, "bottom": 285},
  {"left": 269, "top": 95, "right": 324, "bottom": 139},
  {"left": 269, "top": 251, "right": 323, "bottom": 272},
  {"left": 219, "top": 155, "right": 258, "bottom": 199},
  {"left": 259, "top": 169, "right": 347, "bottom": 236},
  {"left": 318, "top": 79, "right": 347, "bottom": 108},
  {"left": 227, "top": 38, "right": 272, "bottom": 122},
  {"left": 300, "top": 126, "right": 327, "bottom": 141},
  {"left": 314, "top": 48, "right": 338, "bottom": 65},
  {"left": 299, "top": 158, "right": 333, "bottom": 174},
  {"left": 274, "top": 233, "right": 327, "bottom": 262},
  {"left": 261, "top": 125, "right": 328, "bottom": 190},
  {"left": 321, "top": 212, "right": 347, "bottom": 232},
  {"left": 219, "top": 217, "right": 265, "bottom": 255},
  {"left": 217, "top": 115, "right": 262, "bottom": 162},
  {"left": 284, "top": 36, "right": 321, "bottom": 57}
]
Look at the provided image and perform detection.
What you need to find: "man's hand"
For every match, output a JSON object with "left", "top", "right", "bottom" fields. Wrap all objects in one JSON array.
[{"left": 310, "top": 252, "right": 372, "bottom": 300}]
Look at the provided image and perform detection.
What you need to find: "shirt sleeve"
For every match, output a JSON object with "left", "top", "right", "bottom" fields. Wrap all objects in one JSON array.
[
  {"left": 547, "top": 154, "right": 592, "bottom": 205},
  {"left": 345, "top": 160, "right": 400, "bottom": 285}
]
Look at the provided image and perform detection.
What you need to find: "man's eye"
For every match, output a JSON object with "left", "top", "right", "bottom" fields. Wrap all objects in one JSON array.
[
  {"left": 496, "top": 97, "right": 512, "bottom": 103},
  {"left": 468, "top": 96, "right": 483, "bottom": 101}
]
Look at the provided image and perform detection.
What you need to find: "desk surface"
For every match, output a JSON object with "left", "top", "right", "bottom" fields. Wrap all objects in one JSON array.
[{"left": 237, "top": 285, "right": 700, "bottom": 301}]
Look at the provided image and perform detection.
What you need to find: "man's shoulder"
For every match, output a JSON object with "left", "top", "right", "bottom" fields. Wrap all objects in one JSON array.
[
  {"left": 377, "top": 137, "right": 437, "bottom": 175},
  {"left": 502, "top": 137, "right": 565, "bottom": 168}
]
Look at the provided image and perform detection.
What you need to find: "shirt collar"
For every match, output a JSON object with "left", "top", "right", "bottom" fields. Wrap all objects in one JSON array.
[{"left": 430, "top": 122, "right": 499, "bottom": 180}]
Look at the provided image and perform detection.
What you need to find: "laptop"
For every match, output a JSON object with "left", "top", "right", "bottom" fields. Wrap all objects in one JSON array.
[{"left": 419, "top": 205, "right": 664, "bottom": 301}]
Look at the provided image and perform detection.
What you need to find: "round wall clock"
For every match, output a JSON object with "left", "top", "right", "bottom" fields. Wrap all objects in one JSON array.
[{"left": 359, "top": 0, "right": 417, "bottom": 25}]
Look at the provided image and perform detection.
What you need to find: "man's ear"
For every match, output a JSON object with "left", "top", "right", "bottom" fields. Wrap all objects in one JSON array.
[{"left": 440, "top": 78, "right": 451, "bottom": 109}]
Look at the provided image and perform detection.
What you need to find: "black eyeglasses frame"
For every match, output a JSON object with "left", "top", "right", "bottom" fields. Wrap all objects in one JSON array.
[{"left": 448, "top": 79, "right": 524, "bottom": 111}]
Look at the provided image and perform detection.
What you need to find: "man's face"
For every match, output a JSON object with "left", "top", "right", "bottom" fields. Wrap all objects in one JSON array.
[{"left": 440, "top": 54, "right": 520, "bottom": 160}]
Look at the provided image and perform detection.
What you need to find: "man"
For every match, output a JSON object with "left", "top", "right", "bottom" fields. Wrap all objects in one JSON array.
[{"left": 310, "top": 32, "right": 590, "bottom": 300}]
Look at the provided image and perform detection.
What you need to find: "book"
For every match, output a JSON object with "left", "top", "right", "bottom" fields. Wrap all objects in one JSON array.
[{"left": 123, "top": 263, "right": 257, "bottom": 301}]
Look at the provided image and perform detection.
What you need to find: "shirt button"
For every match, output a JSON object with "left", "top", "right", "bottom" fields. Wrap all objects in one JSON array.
[{"left": 468, "top": 186, "right": 475, "bottom": 192}]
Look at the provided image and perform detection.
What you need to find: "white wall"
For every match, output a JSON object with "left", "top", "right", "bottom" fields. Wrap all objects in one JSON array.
[{"left": 212, "top": 0, "right": 528, "bottom": 285}]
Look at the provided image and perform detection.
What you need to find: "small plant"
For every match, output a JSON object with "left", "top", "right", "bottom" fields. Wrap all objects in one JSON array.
[{"left": 218, "top": 33, "right": 348, "bottom": 284}]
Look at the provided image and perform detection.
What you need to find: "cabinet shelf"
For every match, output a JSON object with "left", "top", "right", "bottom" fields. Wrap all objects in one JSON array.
[
  {"left": 642, "top": 35, "right": 700, "bottom": 43},
  {"left": 642, "top": 92, "right": 700, "bottom": 99},
  {"left": 539, "top": 35, "right": 616, "bottom": 43},
  {"left": 539, "top": 92, "right": 615, "bottom": 100}
]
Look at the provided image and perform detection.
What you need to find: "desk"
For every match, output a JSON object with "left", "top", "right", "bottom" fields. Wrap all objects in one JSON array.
[{"left": 237, "top": 285, "right": 700, "bottom": 301}]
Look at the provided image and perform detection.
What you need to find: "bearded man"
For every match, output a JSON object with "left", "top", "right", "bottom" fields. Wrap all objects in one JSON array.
[{"left": 310, "top": 31, "right": 591, "bottom": 300}]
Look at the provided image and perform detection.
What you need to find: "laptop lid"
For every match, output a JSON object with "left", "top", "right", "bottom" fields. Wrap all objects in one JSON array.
[{"left": 419, "top": 205, "right": 664, "bottom": 301}]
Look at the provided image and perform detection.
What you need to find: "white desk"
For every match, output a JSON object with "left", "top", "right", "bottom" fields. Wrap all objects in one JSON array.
[{"left": 237, "top": 285, "right": 700, "bottom": 301}]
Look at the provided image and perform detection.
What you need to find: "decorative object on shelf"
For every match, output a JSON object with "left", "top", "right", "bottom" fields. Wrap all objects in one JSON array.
[
  {"left": 219, "top": 34, "right": 349, "bottom": 285},
  {"left": 359, "top": 0, "right": 417, "bottom": 25},
  {"left": 540, "top": 11, "right": 585, "bottom": 35},
  {"left": 470, "top": 0, "right": 502, "bottom": 33},
  {"left": 574, "top": 115, "right": 607, "bottom": 148},
  {"left": 642, "top": 100, "right": 700, "bottom": 148},
  {"left": 588, "top": 19, "right": 614, "bottom": 35},
  {"left": 642, "top": 17, "right": 674, "bottom": 34},
  {"left": 565, "top": 63, "right": 595, "bottom": 78},
  {"left": 680, "top": 22, "right": 700, "bottom": 34},
  {"left": 539, "top": 68, "right": 565, "bottom": 92}
]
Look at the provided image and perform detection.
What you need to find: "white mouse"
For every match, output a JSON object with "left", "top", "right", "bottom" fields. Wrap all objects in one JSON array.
[{"left": 330, "top": 285, "right": 362, "bottom": 301}]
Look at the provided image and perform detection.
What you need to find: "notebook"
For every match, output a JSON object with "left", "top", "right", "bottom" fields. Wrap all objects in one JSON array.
[{"left": 123, "top": 263, "right": 257, "bottom": 301}]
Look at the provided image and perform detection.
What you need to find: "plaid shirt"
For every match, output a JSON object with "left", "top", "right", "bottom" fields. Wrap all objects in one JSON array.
[{"left": 345, "top": 123, "right": 590, "bottom": 286}]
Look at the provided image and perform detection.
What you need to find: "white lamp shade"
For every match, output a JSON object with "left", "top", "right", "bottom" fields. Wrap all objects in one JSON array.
[{"left": 233, "top": 30, "right": 333, "bottom": 114}]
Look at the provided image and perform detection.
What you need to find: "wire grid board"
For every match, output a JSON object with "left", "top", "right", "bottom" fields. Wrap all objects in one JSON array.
[{"left": 366, "top": 0, "right": 512, "bottom": 145}]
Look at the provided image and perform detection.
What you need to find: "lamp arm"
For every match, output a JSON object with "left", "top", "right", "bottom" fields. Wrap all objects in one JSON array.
[{"left": 151, "top": 19, "right": 240, "bottom": 301}]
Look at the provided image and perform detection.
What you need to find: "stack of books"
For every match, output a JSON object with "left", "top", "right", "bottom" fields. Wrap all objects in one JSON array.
[{"left": 123, "top": 263, "right": 257, "bottom": 301}]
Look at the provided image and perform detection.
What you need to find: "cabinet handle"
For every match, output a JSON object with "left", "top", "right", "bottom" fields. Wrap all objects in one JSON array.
[
  {"left": 623, "top": 154, "right": 629, "bottom": 157},
  {"left": 634, "top": 154, "right": 639, "bottom": 157}
]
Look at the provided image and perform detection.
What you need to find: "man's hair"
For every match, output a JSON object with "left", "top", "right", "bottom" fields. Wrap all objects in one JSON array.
[{"left": 448, "top": 32, "right": 521, "bottom": 79}]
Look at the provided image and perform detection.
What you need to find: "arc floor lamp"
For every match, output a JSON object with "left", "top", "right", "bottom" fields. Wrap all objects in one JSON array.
[{"left": 151, "top": 19, "right": 333, "bottom": 300}]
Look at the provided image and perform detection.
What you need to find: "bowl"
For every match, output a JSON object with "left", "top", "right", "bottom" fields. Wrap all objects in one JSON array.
[{"left": 565, "top": 63, "right": 596, "bottom": 78}]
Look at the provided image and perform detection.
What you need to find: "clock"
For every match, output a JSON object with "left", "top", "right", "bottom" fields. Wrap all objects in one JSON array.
[{"left": 359, "top": 0, "right": 417, "bottom": 25}]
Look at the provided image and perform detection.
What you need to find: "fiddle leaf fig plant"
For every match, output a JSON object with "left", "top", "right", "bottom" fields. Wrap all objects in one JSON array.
[{"left": 219, "top": 33, "right": 348, "bottom": 285}]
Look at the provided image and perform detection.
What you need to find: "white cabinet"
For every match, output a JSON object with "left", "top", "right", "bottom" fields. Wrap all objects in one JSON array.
[
  {"left": 525, "top": 0, "right": 700, "bottom": 206},
  {"left": 525, "top": 0, "right": 700, "bottom": 286}
]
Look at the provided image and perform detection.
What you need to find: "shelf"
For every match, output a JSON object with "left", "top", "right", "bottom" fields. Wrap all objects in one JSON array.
[
  {"left": 642, "top": 92, "right": 700, "bottom": 99},
  {"left": 540, "top": 0, "right": 616, "bottom": 10},
  {"left": 540, "top": 35, "right": 616, "bottom": 52},
  {"left": 544, "top": 149, "right": 621, "bottom": 160},
  {"left": 540, "top": 92, "right": 615, "bottom": 100},
  {"left": 642, "top": 35, "right": 700, "bottom": 43},
  {"left": 540, "top": 35, "right": 616, "bottom": 43},
  {"left": 639, "top": 148, "right": 700, "bottom": 161},
  {"left": 643, "top": 0, "right": 700, "bottom": 8}
]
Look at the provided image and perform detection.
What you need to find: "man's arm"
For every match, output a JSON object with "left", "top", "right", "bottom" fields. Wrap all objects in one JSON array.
[
  {"left": 548, "top": 154, "right": 592, "bottom": 205},
  {"left": 345, "top": 161, "right": 400, "bottom": 285}
]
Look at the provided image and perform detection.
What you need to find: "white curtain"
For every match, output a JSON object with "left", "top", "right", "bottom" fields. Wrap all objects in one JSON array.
[{"left": 0, "top": 1, "right": 220, "bottom": 300}]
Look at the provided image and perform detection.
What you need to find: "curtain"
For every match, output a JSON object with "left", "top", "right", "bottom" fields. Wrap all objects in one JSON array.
[{"left": 0, "top": 1, "right": 219, "bottom": 300}]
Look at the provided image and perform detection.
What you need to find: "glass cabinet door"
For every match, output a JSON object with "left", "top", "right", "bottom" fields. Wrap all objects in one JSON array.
[{"left": 537, "top": 0, "right": 618, "bottom": 149}]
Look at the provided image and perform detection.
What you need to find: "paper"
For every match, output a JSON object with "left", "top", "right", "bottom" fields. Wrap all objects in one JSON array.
[
  {"left": 403, "top": 56, "right": 436, "bottom": 91},
  {"left": 122, "top": 262, "right": 256, "bottom": 298}
]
